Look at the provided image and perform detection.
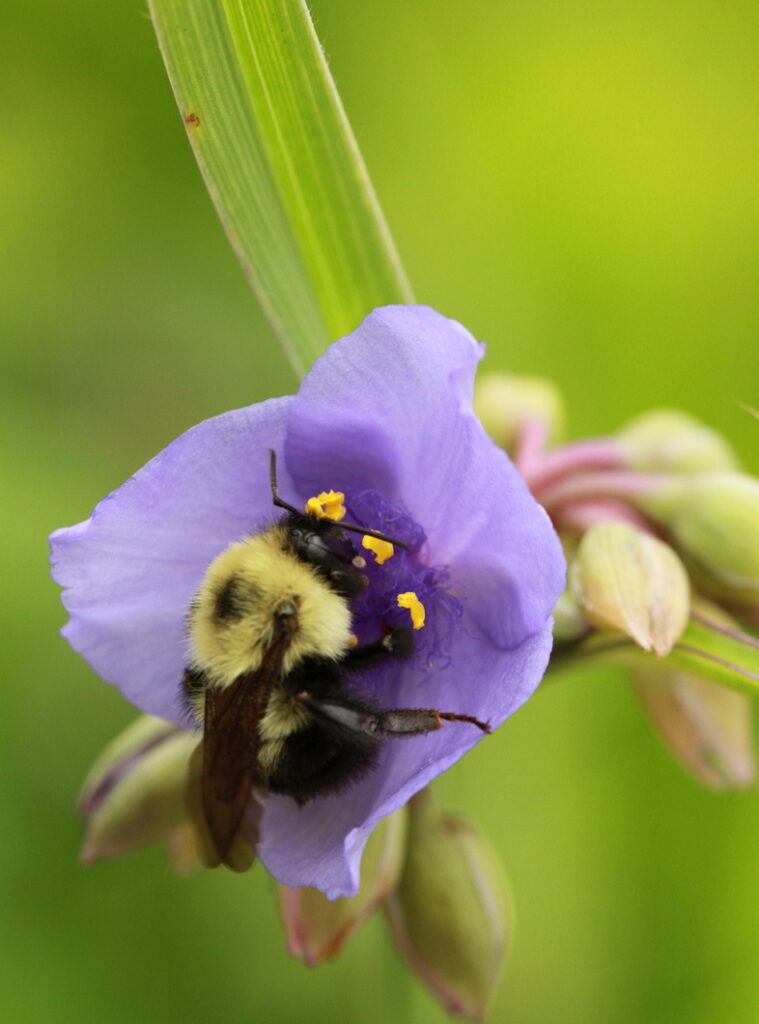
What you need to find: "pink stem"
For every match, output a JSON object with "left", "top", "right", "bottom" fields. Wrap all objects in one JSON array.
[
  {"left": 514, "top": 417, "right": 550, "bottom": 478},
  {"left": 538, "top": 470, "right": 668, "bottom": 516},
  {"left": 524, "top": 438, "right": 624, "bottom": 493},
  {"left": 554, "top": 499, "right": 656, "bottom": 534}
]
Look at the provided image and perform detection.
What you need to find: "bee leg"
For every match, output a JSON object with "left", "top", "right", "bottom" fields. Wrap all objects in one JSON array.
[
  {"left": 343, "top": 626, "right": 414, "bottom": 667},
  {"left": 375, "top": 708, "right": 491, "bottom": 736},
  {"left": 298, "top": 697, "right": 490, "bottom": 738}
]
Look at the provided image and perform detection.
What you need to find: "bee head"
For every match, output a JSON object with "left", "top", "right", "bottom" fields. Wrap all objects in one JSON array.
[{"left": 286, "top": 517, "right": 368, "bottom": 597}]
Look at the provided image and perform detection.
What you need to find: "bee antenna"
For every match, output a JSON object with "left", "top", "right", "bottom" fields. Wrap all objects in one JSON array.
[
  {"left": 269, "top": 449, "right": 301, "bottom": 516},
  {"left": 332, "top": 519, "right": 411, "bottom": 551},
  {"left": 268, "top": 449, "right": 411, "bottom": 551}
]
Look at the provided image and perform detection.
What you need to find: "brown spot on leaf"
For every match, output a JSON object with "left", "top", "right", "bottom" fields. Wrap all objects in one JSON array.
[{"left": 184, "top": 112, "right": 200, "bottom": 128}]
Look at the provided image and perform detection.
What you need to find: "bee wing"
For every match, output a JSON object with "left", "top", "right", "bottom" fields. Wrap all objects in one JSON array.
[
  {"left": 194, "top": 673, "right": 262, "bottom": 870},
  {"left": 192, "top": 635, "right": 291, "bottom": 871},
  {"left": 187, "top": 736, "right": 260, "bottom": 873}
]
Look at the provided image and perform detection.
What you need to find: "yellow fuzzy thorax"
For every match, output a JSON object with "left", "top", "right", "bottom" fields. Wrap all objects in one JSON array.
[{"left": 188, "top": 526, "right": 353, "bottom": 686}]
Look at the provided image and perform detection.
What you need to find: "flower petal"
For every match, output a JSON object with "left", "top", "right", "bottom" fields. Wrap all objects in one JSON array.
[
  {"left": 285, "top": 306, "right": 564, "bottom": 647},
  {"left": 50, "top": 398, "right": 293, "bottom": 723},
  {"left": 259, "top": 619, "right": 553, "bottom": 898}
]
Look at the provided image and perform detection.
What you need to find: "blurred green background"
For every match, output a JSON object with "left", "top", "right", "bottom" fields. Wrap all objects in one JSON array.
[{"left": 3, "top": 0, "right": 758, "bottom": 1021}]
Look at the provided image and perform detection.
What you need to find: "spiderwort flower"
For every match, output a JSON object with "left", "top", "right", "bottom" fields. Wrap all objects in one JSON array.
[{"left": 51, "top": 306, "right": 564, "bottom": 898}]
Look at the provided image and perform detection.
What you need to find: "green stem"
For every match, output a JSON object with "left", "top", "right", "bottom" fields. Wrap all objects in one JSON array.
[{"left": 549, "top": 626, "right": 759, "bottom": 699}]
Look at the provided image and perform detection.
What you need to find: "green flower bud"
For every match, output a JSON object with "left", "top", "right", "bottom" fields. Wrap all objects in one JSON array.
[
  {"left": 78, "top": 715, "right": 178, "bottom": 805},
  {"left": 570, "top": 522, "right": 690, "bottom": 656},
  {"left": 79, "top": 715, "right": 200, "bottom": 863},
  {"left": 617, "top": 409, "right": 740, "bottom": 473},
  {"left": 473, "top": 372, "right": 564, "bottom": 453},
  {"left": 632, "top": 663, "right": 754, "bottom": 790},
  {"left": 165, "top": 822, "right": 204, "bottom": 875},
  {"left": 277, "top": 809, "right": 407, "bottom": 965},
  {"left": 386, "top": 791, "right": 512, "bottom": 1021},
  {"left": 552, "top": 588, "right": 590, "bottom": 643},
  {"left": 643, "top": 472, "right": 759, "bottom": 603}
]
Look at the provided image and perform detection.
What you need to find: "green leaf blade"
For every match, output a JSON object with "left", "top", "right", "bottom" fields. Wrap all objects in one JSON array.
[{"left": 149, "top": 0, "right": 412, "bottom": 375}]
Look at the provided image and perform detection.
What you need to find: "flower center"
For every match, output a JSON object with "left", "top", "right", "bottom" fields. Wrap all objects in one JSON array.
[{"left": 341, "top": 487, "right": 462, "bottom": 673}]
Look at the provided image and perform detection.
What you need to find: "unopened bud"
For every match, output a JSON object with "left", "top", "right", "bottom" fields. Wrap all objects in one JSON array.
[
  {"left": 164, "top": 821, "right": 203, "bottom": 875},
  {"left": 79, "top": 715, "right": 199, "bottom": 863},
  {"left": 643, "top": 472, "right": 759, "bottom": 603},
  {"left": 570, "top": 522, "right": 690, "bottom": 656},
  {"left": 552, "top": 588, "right": 590, "bottom": 643},
  {"left": 78, "top": 715, "right": 177, "bottom": 812},
  {"left": 278, "top": 809, "right": 407, "bottom": 965},
  {"left": 386, "top": 790, "right": 512, "bottom": 1021},
  {"left": 632, "top": 664, "right": 755, "bottom": 790},
  {"left": 617, "top": 409, "right": 739, "bottom": 473},
  {"left": 473, "top": 372, "right": 564, "bottom": 453}
]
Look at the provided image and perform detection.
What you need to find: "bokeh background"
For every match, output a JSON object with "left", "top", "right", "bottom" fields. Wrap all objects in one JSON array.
[{"left": 3, "top": 0, "right": 758, "bottom": 1021}]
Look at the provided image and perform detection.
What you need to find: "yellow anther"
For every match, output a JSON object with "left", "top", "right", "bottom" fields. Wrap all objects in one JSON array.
[
  {"left": 397, "top": 592, "right": 426, "bottom": 630},
  {"left": 348, "top": 633, "right": 359, "bottom": 648},
  {"left": 304, "top": 490, "right": 346, "bottom": 522},
  {"left": 362, "top": 535, "right": 395, "bottom": 565}
]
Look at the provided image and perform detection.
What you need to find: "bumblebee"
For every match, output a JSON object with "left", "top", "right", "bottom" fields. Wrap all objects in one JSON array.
[{"left": 183, "top": 452, "right": 488, "bottom": 867}]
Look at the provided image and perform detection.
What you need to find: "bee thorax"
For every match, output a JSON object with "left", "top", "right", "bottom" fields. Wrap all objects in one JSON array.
[{"left": 188, "top": 528, "right": 353, "bottom": 685}]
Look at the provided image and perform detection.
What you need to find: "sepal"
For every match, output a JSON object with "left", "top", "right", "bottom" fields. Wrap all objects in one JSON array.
[
  {"left": 617, "top": 409, "right": 739, "bottom": 473},
  {"left": 473, "top": 372, "right": 564, "bottom": 454},
  {"left": 78, "top": 715, "right": 200, "bottom": 864},
  {"left": 385, "top": 790, "right": 512, "bottom": 1021},
  {"left": 644, "top": 473, "right": 759, "bottom": 604}
]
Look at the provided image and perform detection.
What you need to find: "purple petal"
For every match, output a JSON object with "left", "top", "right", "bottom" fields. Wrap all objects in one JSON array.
[
  {"left": 285, "top": 306, "right": 564, "bottom": 647},
  {"left": 50, "top": 398, "right": 293, "bottom": 723},
  {"left": 259, "top": 619, "right": 553, "bottom": 898}
]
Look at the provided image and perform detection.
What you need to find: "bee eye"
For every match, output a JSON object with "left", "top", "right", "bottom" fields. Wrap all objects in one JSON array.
[
  {"left": 318, "top": 531, "right": 357, "bottom": 564},
  {"left": 289, "top": 525, "right": 356, "bottom": 566}
]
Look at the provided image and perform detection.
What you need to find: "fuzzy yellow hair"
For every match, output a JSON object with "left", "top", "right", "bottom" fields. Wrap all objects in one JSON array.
[{"left": 189, "top": 525, "right": 353, "bottom": 687}]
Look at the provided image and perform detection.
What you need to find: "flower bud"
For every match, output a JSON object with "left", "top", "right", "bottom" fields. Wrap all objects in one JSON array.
[
  {"left": 552, "top": 588, "right": 590, "bottom": 643},
  {"left": 617, "top": 409, "right": 739, "bottom": 473},
  {"left": 165, "top": 822, "right": 204, "bottom": 875},
  {"left": 385, "top": 791, "right": 512, "bottom": 1021},
  {"left": 643, "top": 472, "right": 759, "bottom": 603},
  {"left": 473, "top": 372, "right": 564, "bottom": 453},
  {"left": 277, "top": 809, "right": 407, "bottom": 965},
  {"left": 632, "top": 665, "right": 755, "bottom": 790},
  {"left": 79, "top": 715, "right": 200, "bottom": 863},
  {"left": 569, "top": 522, "right": 690, "bottom": 656}
]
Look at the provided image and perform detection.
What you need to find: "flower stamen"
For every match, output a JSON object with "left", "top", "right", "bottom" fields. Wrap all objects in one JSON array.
[
  {"left": 397, "top": 592, "right": 426, "bottom": 630},
  {"left": 305, "top": 490, "right": 346, "bottom": 521},
  {"left": 362, "top": 535, "right": 395, "bottom": 564}
]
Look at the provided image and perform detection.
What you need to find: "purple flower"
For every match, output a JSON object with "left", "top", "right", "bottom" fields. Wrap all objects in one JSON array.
[{"left": 51, "top": 306, "right": 564, "bottom": 898}]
